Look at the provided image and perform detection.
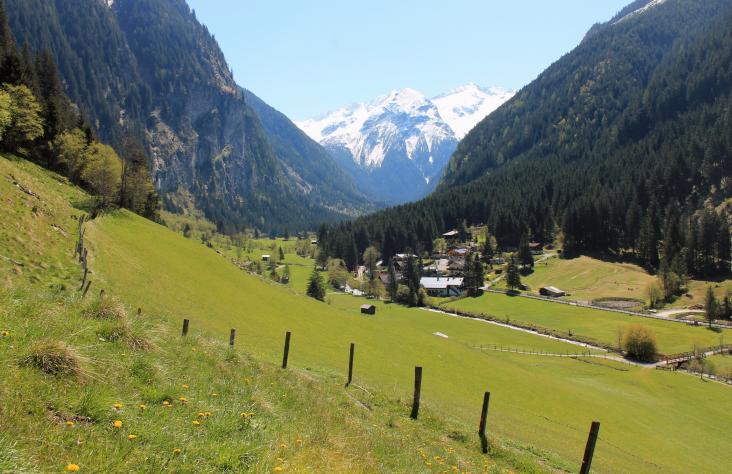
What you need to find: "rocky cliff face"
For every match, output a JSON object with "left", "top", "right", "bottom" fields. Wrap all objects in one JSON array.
[{"left": 6, "top": 0, "right": 371, "bottom": 232}]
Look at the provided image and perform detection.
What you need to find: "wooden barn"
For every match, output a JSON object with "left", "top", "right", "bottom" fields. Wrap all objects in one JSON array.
[{"left": 360, "top": 304, "right": 376, "bottom": 315}]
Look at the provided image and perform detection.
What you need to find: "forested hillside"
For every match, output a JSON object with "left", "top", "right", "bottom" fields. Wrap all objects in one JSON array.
[
  {"left": 5, "top": 0, "right": 371, "bottom": 233},
  {"left": 319, "top": 0, "right": 732, "bottom": 279}
]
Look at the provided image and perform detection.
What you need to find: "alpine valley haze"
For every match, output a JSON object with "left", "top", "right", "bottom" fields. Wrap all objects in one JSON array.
[{"left": 1, "top": 0, "right": 731, "bottom": 473}]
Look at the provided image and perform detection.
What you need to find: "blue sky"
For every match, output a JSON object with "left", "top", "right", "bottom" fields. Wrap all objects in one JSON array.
[{"left": 187, "top": 0, "right": 630, "bottom": 120}]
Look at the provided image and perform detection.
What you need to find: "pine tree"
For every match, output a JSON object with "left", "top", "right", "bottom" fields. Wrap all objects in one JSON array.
[
  {"left": 472, "top": 255, "right": 485, "bottom": 295},
  {"left": 278, "top": 246, "right": 284, "bottom": 262},
  {"left": 306, "top": 266, "right": 326, "bottom": 302},
  {"left": 387, "top": 260, "right": 398, "bottom": 302},
  {"left": 518, "top": 234, "right": 534, "bottom": 269},
  {"left": 481, "top": 235, "right": 494, "bottom": 263},
  {"left": 506, "top": 258, "right": 521, "bottom": 291},
  {"left": 704, "top": 286, "right": 717, "bottom": 328}
]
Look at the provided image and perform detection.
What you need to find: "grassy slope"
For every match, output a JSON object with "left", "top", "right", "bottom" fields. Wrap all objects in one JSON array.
[
  {"left": 505, "top": 256, "right": 655, "bottom": 302},
  {"left": 0, "top": 156, "right": 546, "bottom": 473},
  {"left": 495, "top": 254, "right": 732, "bottom": 310},
  {"left": 444, "top": 293, "right": 730, "bottom": 355},
  {"left": 0, "top": 156, "right": 89, "bottom": 288},
  {"left": 87, "top": 211, "right": 732, "bottom": 473}
]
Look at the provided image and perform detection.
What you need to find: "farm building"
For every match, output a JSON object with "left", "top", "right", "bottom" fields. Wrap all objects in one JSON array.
[
  {"left": 529, "top": 242, "right": 544, "bottom": 255},
  {"left": 442, "top": 230, "right": 459, "bottom": 239},
  {"left": 261, "top": 254, "right": 270, "bottom": 261},
  {"left": 539, "top": 286, "right": 566, "bottom": 298},
  {"left": 420, "top": 277, "right": 464, "bottom": 297},
  {"left": 360, "top": 304, "right": 376, "bottom": 315}
]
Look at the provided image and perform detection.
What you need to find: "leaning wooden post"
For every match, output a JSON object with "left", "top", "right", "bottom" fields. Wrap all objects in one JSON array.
[
  {"left": 478, "top": 391, "right": 491, "bottom": 453},
  {"left": 282, "top": 331, "right": 291, "bottom": 369},
  {"left": 182, "top": 319, "right": 190, "bottom": 337},
  {"left": 82, "top": 280, "right": 92, "bottom": 298},
  {"left": 229, "top": 328, "right": 236, "bottom": 348},
  {"left": 345, "top": 342, "right": 355, "bottom": 387},
  {"left": 579, "top": 421, "right": 601, "bottom": 474},
  {"left": 410, "top": 366, "right": 423, "bottom": 419},
  {"left": 79, "top": 267, "right": 88, "bottom": 290}
]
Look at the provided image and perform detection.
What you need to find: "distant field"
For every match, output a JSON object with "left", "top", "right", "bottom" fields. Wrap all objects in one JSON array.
[
  {"left": 496, "top": 255, "right": 655, "bottom": 303},
  {"left": 706, "top": 353, "right": 732, "bottom": 377},
  {"left": 443, "top": 292, "right": 730, "bottom": 355},
  {"left": 87, "top": 210, "right": 732, "bottom": 473},
  {"left": 669, "top": 278, "right": 732, "bottom": 309}
]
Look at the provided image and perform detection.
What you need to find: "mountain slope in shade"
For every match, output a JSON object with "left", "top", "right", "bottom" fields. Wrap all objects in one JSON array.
[
  {"left": 242, "top": 89, "right": 377, "bottom": 216},
  {"left": 5, "top": 0, "right": 374, "bottom": 233},
  {"left": 297, "top": 84, "right": 512, "bottom": 204}
]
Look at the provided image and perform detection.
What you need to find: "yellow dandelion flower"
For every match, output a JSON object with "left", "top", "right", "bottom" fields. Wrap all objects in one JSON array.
[
  {"left": 172, "top": 448, "right": 181, "bottom": 455},
  {"left": 191, "top": 420, "right": 200, "bottom": 426},
  {"left": 178, "top": 397, "right": 187, "bottom": 403},
  {"left": 162, "top": 400, "right": 170, "bottom": 406},
  {"left": 113, "top": 402, "right": 123, "bottom": 410},
  {"left": 211, "top": 392, "right": 218, "bottom": 397},
  {"left": 279, "top": 443, "right": 287, "bottom": 449},
  {"left": 65, "top": 421, "right": 75, "bottom": 427},
  {"left": 113, "top": 420, "right": 122, "bottom": 429},
  {"left": 182, "top": 384, "right": 189, "bottom": 389},
  {"left": 425, "top": 461, "right": 432, "bottom": 467},
  {"left": 204, "top": 411, "right": 212, "bottom": 417},
  {"left": 65, "top": 464, "right": 80, "bottom": 472},
  {"left": 127, "top": 434, "right": 137, "bottom": 440},
  {"left": 197, "top": 412, "right": 205, "bottom": 418},
  {"left": 1, "top": 330, "right": 9, "bottom": 337},
  {"left": 139, "top": 404, "right": 146, "bottom": 410},
  {"left": 295, "top": 438, "right": 303, "bottom": 445},
  {"left": 273, "top": 467, "right": 284, "bottom": 472}
]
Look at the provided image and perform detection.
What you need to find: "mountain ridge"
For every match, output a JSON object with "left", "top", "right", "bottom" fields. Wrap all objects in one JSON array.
[
  {"left": 5, "top": 0, "right": 373, "bottom": 233},
  {"left": 296, "top": 83, "right": 513, "bottom": 204}
]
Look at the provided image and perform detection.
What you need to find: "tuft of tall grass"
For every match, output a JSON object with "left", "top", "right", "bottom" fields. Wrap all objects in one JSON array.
[
  {"left": 22, "top": 339, "right": 81, "bottom": 376},
  {"left": 82, "top": 297, "right": 127, "bottom": 320}
]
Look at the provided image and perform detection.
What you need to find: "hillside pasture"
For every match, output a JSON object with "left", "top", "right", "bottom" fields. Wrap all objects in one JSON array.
[{"left": 86, "top": 210, "right": 732, "bottom": 474}]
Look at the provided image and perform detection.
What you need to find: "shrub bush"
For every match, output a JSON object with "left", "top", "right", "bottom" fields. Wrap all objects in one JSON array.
[{"left": 623, "top": 325, "right": 657, "bottom": 362}]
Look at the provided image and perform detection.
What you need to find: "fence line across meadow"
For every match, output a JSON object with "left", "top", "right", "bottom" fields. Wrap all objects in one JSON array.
[{"left": 74, "top": 227, "right": 605, "bottom": 470}]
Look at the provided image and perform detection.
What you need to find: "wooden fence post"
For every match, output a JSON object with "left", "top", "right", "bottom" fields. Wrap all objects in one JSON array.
[
  {"left": 479, "top": 391, "right": 491, "bottom": 453},
  {"left": 282, "top": 331, "right": 291, "bottom": 369},
  {"left": 99, "top": 289, "right": 105, "bottom": 299},
  {"left": 345, "top": 343, "right": 355, "bottom": 387},
  {"left": 579, "top": 421, "right": 601, "bottom": 474},
  {"left": 79, "top": 267, "right": 88, "bottom": 290},
  {"left": 182, "top": 319, "right": 190, "bottom": 337},
  {"left": 410, "top": 366, "right": 423, "bottom": 419},
  {"left": 82, "top": 281, "right": 92, "bottom": 298},
  {"left": 229, "top": 328, "right": 236, "bottom": 347}
]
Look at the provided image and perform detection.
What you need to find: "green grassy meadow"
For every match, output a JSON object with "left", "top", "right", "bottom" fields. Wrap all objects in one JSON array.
[
  {"left": 498, "top": 255, "right": 655, "bottom": 303},
  {"left": 3, "top": 155, "right": 732, "bottom": 473},
  {"left": 86, "top": 210, "right": 732, "bottom": 473},
  {"left": 443, "top": 293, "right": 730, "bottom": 355},
  {"left": 1, "top": 156, "right": 549, "bottom": 473}
]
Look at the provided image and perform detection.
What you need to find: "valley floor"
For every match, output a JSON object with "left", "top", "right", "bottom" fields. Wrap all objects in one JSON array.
[{"left": 2, "top": 156, "right": 731, "bottom": 473}]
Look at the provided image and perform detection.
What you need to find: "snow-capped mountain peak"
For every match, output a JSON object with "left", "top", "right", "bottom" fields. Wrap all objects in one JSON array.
[
  {"left": 295, "top": 83, "right": 513, "bottom": 204},
  {"left": 432, "top": 83, "right": 515, "bottom": 138}
]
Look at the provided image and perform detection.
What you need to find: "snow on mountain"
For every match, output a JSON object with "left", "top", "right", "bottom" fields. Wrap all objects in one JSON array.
[
  {"left": 296, "top": 84, "right": 513, "bottom": 204},
  {"left": 432, "top": 83, "right": 514, "bottom": 138},
  {"left": 613, "top": 0, "right": 667, "bottom": 24},
  {"left": 298, "top": 88, "right": 454, "bottom": 169}
]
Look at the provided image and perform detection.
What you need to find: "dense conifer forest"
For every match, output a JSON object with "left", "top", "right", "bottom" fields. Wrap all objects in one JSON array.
[
  {"left": 319, "top": 0, "right": 732, "bottom": 279},
  {"left": 0, "top": 0, "right": 158, "bottom": 217}
]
